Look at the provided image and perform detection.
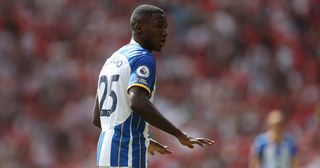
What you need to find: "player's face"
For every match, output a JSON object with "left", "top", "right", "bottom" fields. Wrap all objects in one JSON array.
[
  {"left": 141, "top": 13, "right": 168, "bottom": 52},
  {"left": 272, "top": 120, "right": 284, "bottom": 131}
]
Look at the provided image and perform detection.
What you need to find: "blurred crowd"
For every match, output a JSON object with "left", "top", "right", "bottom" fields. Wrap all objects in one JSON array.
[{"left": 0, "top": 0, "right": 320, "bottom": 167}]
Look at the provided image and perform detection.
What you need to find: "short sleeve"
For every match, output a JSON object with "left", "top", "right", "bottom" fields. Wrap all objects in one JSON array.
[
  {"left": 251, "top": 134, "right": 267, "bottom": 160},
  {"left": 127, "top": 55, "right": 156, "bottom": 96}
]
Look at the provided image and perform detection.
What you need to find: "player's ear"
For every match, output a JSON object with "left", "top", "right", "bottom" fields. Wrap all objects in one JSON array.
[{"left": 134, "top": 23, "right": 143, "bottom": 35}]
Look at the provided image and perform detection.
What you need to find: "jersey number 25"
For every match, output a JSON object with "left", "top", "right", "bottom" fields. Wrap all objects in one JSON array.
[{"left": 99, "top": 74, "right": 119, "bottom": 116}]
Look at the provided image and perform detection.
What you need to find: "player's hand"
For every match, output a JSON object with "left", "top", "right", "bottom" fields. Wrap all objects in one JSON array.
[
  {"left": 148, "top": 140, "right": 173, "bottom": 155},
  {"left": 176, "top": 132, "right": 214, "bottom": 148}
]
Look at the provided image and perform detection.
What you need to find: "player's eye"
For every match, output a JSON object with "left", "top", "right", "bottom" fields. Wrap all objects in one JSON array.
[
  {"left": 157, "top": 24, "right": 167, "bottom": 31},
  {"left": 157, "top": 24, "right": 163, "bottom": 29}
]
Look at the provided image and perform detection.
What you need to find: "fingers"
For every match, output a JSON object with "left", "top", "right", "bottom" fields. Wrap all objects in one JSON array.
[
  {"left": 149, "top": 145, "right": 173, "bottom": 155},
  {"left": 164, "top": 146, "right": 173, "bottom": 154},
  {"left": 195, "top": 138, "right": 214, "bottom": 145},
  {"left": 160, "top": 146, "right": 173, "bottom": 154},
  {"left": 189, "top": 138, "right": 214, "bottom": 147},
  {"left": 185, "top": 143, "right": 194, "bottom": 148},
  {"left": 159, "top": 148, "right": 173, "bottom": 154},
  {"left": 193, "top": 139, "right": 204, "bottom": 147},
  {"left": 178, "top": 134, "right": 214, "bottom": 148}
]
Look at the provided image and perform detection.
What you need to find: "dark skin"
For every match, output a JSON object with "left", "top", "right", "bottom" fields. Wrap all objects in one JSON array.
[
  {"left": 93, "top": 11, "right": 213, "bottom": 155},
  {"left": 131, "top": 13, "right": 167, "bottom": 52},
  {"left": 92, "top": 93, "right": 100, "bottom": 128}
]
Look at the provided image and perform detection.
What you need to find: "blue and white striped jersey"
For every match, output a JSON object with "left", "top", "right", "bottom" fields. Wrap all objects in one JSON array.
[
  {"left": 252, "top": 133, "right": 297, "bottom": 168},
  {"left": 96, "top": 40, "right": 156, "bottom": 167}
]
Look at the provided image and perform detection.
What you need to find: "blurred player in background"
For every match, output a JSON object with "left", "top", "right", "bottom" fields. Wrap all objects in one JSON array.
[
  {"left": 92, "top": 4, "right": 213, "bottom": 168},
  {"left": 249, "top": 110, "right": 299, "bottom": 168}
]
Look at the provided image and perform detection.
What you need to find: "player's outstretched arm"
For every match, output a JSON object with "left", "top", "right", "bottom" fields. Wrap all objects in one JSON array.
[
  {"left": 248, "top": 155, "right": 260, "bottom": 168},
  {"left": 128, "top": 87, "right": 214, "bottom": 148},
  {"left": 92, "top": 93, "right": 101, "bottom": 129},
  {"left": 148, "top": 138, "right": 172, "bottom": 155}
]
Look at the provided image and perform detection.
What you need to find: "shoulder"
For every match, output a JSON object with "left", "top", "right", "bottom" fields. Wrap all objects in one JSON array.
[
  {"left": 255, "top": 133, "right": 267, "bottom": 142},
  {"left": 118, "top": 44, "right": 153, "bottom": 59},
  {"left": 118, "top": 44, "right": 155, "bottom": 65},
  {"left": 252, "top": 133, "right": 269, "bottom": 156},
  {"left": 253, "top": 133, "right": 269, "bottom": 147}
]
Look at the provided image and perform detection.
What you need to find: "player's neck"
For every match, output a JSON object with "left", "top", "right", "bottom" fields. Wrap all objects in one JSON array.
[
  {"left": 267, "top": 130, "right": 283, "bottom": 143},
  {"left": 131, "top": 37, "right": 152, "bottom": 52}
]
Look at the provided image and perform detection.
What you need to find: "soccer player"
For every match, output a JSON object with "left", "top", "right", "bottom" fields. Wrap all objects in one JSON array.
[
  {"left": 92, "top": 4, "right": 214, "bottom": 168},
  {"left": 249, "top": 110, "right": 299, "bottom": 168}
]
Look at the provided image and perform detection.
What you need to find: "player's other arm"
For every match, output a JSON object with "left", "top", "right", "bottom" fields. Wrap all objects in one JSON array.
[
  {"left": 92, "top": 93, "right": 101, "bottom": 129},
  {"left": 129, "top": 87, "right": 182, "bottom": 136},
  {"left": 148, "top": 138, "right": 172, "bottom": 155},
  {"left": 248, "top": 155, "right": 260, "bottom": 168},
  {"left": 128, "top": 86, "right": 213, "bottom": 148}
]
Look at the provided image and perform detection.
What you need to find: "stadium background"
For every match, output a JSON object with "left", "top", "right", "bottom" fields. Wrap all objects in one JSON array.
[{"left": 0, "top": 0, "right": 320, "bottom": 167}]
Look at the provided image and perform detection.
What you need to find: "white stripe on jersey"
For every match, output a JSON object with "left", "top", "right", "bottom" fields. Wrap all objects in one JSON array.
[{"left": 98, "top": 130, "right": 114, "bottom": 166}]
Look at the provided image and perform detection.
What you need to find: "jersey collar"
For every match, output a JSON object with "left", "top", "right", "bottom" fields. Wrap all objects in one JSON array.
[
  {"left": 129, "top": 38, "right": 152, "bottom": 53},
  {"left": 130, "top": 38, "right": 139, "bottom": 45}
]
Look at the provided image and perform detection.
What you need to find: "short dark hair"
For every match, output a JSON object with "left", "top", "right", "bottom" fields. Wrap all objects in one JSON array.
[{"left": 130, "top": 4, "right": 165, "bottom": 30}]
